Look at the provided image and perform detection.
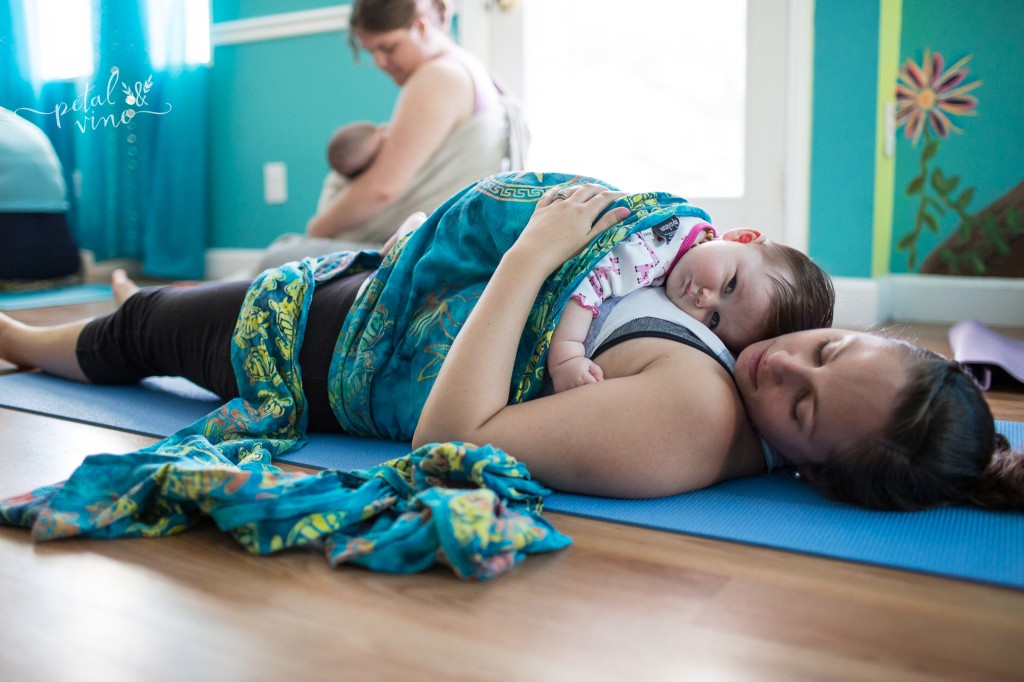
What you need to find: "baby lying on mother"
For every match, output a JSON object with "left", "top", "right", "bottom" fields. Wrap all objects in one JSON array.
[{"left": 0, "top": 172, "right": 1019, "bottom": 511}]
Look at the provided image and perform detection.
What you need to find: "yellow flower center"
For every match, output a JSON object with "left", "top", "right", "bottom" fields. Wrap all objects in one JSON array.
[{"left": 916, "top": 88, "right": 936, "bottom": 110}]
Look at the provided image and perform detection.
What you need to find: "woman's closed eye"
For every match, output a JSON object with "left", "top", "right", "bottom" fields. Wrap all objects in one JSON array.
[
  {"left": 815, "top": 339, "right": 829, "bottom": 365},
  {"left": 790, "top": 340, "right": 830, "bottom": 422}
]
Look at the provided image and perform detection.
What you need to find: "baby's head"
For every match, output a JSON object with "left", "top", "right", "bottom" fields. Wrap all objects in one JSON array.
[
  {"left": 663, "top": 228, "right": 834, "bottom": 354},
  {"left": 327, "top": 121, "right": 385, "bottom": 177}
]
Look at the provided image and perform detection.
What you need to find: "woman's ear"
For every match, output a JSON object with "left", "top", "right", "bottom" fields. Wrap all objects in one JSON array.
[{"left": 720, "top": 228, "right": 765, "bottom": 244}]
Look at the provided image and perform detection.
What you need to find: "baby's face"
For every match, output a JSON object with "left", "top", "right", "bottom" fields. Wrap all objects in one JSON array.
[{"left": 663, "top": 240, "right": 784, "bottom": 353}]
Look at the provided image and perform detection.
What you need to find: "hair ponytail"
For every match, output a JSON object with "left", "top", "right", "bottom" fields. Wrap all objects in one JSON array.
[{"left": 963, "top": 434, "right": 1024, "bottom": 510}]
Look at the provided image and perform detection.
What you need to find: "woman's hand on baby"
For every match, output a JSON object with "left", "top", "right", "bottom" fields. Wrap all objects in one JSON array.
[
  {"left": 514, "top": 184, "right": 630, "bottom": 273},
  {"left": 550, "top": 355, "right": 605, "bottom": 393}
]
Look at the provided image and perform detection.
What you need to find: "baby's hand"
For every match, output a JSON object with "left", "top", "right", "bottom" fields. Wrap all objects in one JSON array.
[{"left": 551, "top": 356, "right": 605, "bottom": 393}]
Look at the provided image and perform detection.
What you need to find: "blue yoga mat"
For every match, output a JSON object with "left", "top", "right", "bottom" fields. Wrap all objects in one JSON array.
[
  {"left": 0, "top": 371, "right": 1021, "bottom": 589},
  {"left": 0, "top": 284, "right": 113, "bottom": 311}
]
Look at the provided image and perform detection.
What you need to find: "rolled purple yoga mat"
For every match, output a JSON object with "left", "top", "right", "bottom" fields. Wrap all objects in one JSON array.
[{"left": 949, "top": 320, "right": 1024, "bottom": 390}]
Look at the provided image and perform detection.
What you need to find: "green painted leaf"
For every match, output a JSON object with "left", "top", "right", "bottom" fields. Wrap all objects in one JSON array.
[
  {"left": 907, "top": 175, "right": 924, "bottom": 195},
  {"left": 897, "top": 231, "right": 917, "bottom": 251},
  {"left": 931, "top": 168, "right": 950, "bottom": 195},
  {"left": 940, "top": 248, "right": 959, "bottom": 274},
  {"left": 923, "top": 139, "right": 939, "bottom": 162},
  {"left": 967, "top": 253, "right": 986, "bottom": 274},
  {"left": 922, "top": 212, "right": 940, "bottom": 233},
  {"left": 956, "top": 187, "right": 975, "bottom": 209},
  {"left": 958, "top": 219, "right": 974, "bottom": 239}
]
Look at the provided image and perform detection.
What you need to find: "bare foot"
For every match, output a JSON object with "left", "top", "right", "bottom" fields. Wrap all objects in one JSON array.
[
  {"left": 112, "top": 268, "right": 141, "bottom": 305},
  {"left": 0, "top": 311, "right": 28, "bottom": 369}
]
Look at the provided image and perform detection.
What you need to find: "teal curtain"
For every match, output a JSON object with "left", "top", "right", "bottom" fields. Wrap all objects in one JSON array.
[
  {"left": 0, "top": 1, "right": 208, "bottom": 279},
  {"left": 0, "top": 2, "right": 80, "bottom": 222}
]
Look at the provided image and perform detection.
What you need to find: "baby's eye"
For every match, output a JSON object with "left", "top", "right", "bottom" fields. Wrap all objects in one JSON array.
[
  {"left": 709, "top": 311, "right": 721, "bottom": 329},
  {"left": 725, "top": 276, "right": 737, "bottom": 294}
]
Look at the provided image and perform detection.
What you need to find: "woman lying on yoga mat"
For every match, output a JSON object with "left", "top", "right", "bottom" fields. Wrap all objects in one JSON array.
[{"left": 0, "top": 180, "right": 1020, "bottom": 511}]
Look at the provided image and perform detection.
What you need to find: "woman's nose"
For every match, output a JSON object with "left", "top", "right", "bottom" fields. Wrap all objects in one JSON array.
[{"left": 767, "top": 351, "right": 805, "bottom": 385}]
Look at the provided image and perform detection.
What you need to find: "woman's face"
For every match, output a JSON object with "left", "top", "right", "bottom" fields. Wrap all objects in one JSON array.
[
  {"left": 733, "top": 329, "right": 909, "bottom": 466},
  {"left": 355, "top": 22, "right": 431, "bottom": 86}
]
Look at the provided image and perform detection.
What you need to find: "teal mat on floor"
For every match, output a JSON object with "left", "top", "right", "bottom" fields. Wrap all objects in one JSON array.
[
  {"left": 0, "top": 284, "right": 113, "bottom": 310},
  {"left": 0, "top": 371, "right": 1021, "bottom": 589}
]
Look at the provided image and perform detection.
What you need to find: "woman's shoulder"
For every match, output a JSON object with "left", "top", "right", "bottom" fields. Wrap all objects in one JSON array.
[
  {"left": 591, "top": 336, "right": 765, "bottom": 486},
  {"left": 408, "top": 51, "right": 475, "bottom": 91},
  {"left": 398, "top": 54, "right": 475, "bottom": 115}
]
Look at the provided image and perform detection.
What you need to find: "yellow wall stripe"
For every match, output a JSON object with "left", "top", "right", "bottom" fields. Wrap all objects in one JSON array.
[{"left": 872, "top": 0, "right": 903, "bottom": 277}]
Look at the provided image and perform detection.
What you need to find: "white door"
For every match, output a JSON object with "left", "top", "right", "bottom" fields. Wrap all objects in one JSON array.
[{"left": 457, "top": 0, "right": 811, "bottom": 249}]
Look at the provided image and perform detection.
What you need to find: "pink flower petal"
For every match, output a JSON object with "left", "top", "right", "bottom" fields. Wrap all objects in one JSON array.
[
  {"left": 928, "top": 50, "right": 944, "bottom": 86},
  {"left": 904, "top": 60, "right": 927, "bottom": 89}
]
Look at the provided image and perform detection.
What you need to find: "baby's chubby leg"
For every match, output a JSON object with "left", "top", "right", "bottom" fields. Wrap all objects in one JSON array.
[{"left": 0, "top": 311, "right": 90, "bottom": 381}]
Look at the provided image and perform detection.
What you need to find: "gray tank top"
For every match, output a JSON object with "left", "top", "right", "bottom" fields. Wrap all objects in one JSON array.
[{"left": 582, "top": 288, "right": 785, "bottom": 472}]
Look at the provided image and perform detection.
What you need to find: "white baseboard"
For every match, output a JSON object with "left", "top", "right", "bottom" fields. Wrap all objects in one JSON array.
[
  {"left": 206, "top": 249, "right": 1023, "bottom": 328},
  {"left": 833, "top": 275, "right": 1024, "bottom": 328},
  {"left": 832, "top": 277, "right": 883, "bottom": 329},
  {"left": 205, "top": 248, "right": 261, "bottom": 280}
]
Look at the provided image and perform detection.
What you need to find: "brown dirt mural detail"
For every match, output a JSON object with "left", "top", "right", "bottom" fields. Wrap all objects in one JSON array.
[{"left": 919, "top": 180, "right": 1024, "bottom": 277}]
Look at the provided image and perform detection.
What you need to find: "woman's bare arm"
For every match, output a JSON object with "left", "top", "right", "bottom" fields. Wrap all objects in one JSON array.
[
  {"left": 307, "top": 59, "right": 474, "bottom": 238},
  {"left": 413, "top": 186, "right": 764, "bottom": 497}
]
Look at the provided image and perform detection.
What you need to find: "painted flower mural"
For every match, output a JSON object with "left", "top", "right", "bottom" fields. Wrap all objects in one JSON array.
[
  {"left": 896, "top": 48, "right": 981, "bottom": 145},
  {"left": 895, "top": 48, "right": 984, "bottom": 271}
]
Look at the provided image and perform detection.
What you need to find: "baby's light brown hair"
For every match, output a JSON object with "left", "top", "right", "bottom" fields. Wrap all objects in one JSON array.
[
  {"left": 755, "top": 243, "right": 835, "bottom": 347},
  {"left": 327, "top": 121, "right": 383, "bottom": 177}
]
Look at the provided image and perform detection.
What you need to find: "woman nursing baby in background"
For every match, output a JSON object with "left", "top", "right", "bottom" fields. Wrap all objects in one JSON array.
[
  {"left": 254, "top": 0, "right": 527, "bottom": 272},
  {"left": 0, "top": 172, "right": 1019, "bottom": 513}
]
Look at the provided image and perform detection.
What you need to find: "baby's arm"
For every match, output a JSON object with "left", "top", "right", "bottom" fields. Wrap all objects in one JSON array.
[{"left": 547, "top": 300, "right": 604, "bottom": 393}]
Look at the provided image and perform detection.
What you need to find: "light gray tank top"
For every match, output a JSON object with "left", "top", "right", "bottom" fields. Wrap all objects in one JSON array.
[{"left": 582, "top": 288, "right": 785, "bottom": 472}]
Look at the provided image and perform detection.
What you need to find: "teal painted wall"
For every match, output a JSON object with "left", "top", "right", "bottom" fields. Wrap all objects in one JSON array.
[
  {"left": 807, "top": 0, "right": 880, "bottom": 278},
  {"left": 890, "top": 0, "right": 1024, "bottom": 275},
  {"left": 208, "top": 0, "right": 397, "bottom": 249},
  {"left": 212, "top": 0, "right": 342, "bottom": 23}
]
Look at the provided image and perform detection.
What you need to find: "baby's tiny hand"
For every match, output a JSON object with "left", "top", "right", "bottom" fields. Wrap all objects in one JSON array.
[{"left": 551, "top": 356, "right": 605, "bottom": 393}]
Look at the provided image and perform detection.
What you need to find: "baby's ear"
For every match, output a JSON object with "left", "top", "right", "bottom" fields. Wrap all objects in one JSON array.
[{"left": 720, "top": 228, "right": 766, "bottom": 244}]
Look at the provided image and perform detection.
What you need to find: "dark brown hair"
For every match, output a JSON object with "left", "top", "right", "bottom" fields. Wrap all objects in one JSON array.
[
  {"left": 801, "top": 341, "right": 1024, "bottom": 511},
  {"left": 348, "top": 0, "right": 450, "bottom": 55}
]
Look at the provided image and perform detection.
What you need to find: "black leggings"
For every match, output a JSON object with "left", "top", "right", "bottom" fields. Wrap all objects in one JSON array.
[{"left": 76, "top": 270, "right": 374, "bottom": 433}]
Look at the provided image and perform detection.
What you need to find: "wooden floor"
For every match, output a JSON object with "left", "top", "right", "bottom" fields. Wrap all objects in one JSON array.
[{"left": 2, "top": 299, "right": 1023, "bottom": 681}]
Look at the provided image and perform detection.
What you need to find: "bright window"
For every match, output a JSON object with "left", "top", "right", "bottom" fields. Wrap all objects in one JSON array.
[
  {"left": 22, "top": 0, "right": 211, "bottom": 82},
  {"left": 523, "top": 0, "right": 746, "bottom": 197},
  {"left": 146, "top": 0, "right": 211, "bottom": 71},
  {"left": 22, "top": 0, "right": 94, "bottom": 81}
]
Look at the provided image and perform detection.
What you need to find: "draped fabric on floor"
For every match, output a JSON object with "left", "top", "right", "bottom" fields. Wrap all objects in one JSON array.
[{"left": 0, "top": 253, "right": 571, "bottom": 579}]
